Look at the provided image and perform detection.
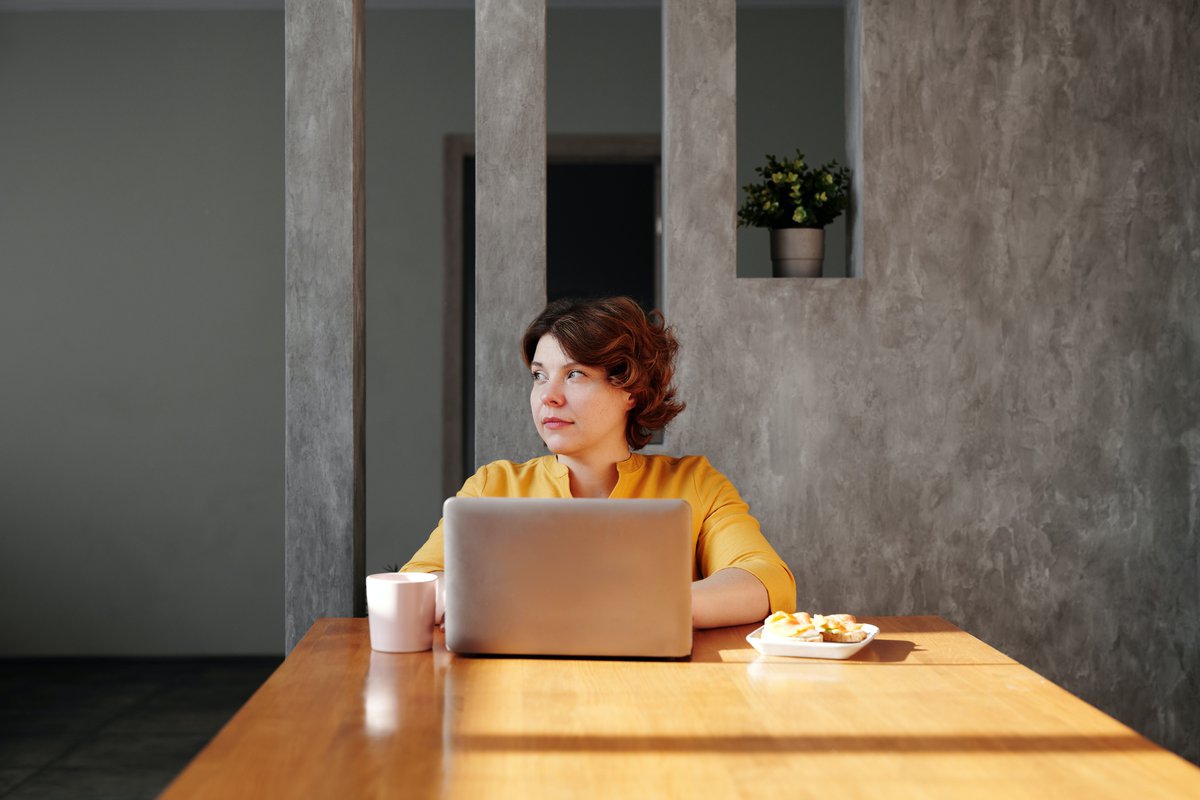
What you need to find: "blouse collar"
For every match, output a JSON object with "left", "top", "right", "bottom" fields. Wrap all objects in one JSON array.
[{"left": 539, "top": 452, "right": 646, "bottom": 480}]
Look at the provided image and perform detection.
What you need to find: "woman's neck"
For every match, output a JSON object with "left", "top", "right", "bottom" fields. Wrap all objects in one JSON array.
[{"left": 557, "top": 447, "right": 631, "bottom": 498}]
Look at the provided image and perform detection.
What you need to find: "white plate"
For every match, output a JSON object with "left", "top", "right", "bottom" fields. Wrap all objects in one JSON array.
[{"left": 746, "top": 623, "right": 879, "bottom": 660}]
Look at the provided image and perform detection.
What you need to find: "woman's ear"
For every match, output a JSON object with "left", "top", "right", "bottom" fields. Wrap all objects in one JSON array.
[{"left": 625, "top": 392, "right": 636, "bottom": 410}]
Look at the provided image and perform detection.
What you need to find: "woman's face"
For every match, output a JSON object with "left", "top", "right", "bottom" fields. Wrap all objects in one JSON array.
[{"left": 529, "top": 334, "right": 634, "bottom": 459}]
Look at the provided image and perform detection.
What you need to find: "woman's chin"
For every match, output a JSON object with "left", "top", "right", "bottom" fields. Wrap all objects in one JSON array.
[
  {"left": 539, "top": 434, "right": 580, "bottom": 458},
  {"left": 543, "top": 441, "right": 574, "bottom": 457}
]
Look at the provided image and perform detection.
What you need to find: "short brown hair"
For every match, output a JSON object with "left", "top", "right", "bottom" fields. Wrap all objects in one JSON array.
[{"left": 522, "top": 296, "right": 685, "bottom": 450}]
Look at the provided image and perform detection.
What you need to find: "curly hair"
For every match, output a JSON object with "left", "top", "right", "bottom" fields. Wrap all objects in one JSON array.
[{"left": 521, "top": 296, "right": 686, "bottom": 450}]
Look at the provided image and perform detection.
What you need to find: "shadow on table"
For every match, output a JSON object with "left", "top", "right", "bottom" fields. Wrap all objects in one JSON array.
[
  {"left": 452, "top": 732, "right": 1160, "bottom": 754},
  {"left": 853, "top": 637, "right": 916, "bottom": 662}
]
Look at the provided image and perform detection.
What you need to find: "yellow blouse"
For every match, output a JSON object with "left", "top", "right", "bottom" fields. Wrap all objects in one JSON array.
[{"left": 400, "top": 453, "right": 797, "bottom": 614}]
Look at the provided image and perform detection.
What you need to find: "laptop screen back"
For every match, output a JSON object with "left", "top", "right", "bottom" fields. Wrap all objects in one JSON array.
[{"left": 443, "top": 497, "right": 693, "bottom": 658}]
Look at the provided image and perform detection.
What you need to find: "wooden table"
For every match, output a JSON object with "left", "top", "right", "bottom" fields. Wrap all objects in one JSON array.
[{"left": 163, "top": 616, "right": 1200, "bottom": 798}]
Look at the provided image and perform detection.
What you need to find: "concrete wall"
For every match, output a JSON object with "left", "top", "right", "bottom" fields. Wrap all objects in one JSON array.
[
  {"left": 667, "top": 0, "right": 1198, "bottom": 764},
  {"left": 473, "top": 0, "right": 547, "bottom": 469}
]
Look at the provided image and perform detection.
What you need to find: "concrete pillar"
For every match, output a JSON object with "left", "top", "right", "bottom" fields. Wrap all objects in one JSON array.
[
  {"left": 473, "top": 0, "right": 547, "bottom": 467},
  {"left": 284, "top": 0, "right": 366, "bottom": 653},
  {"left": 662, "top": 0, "right": 737, "bottom": 309}
]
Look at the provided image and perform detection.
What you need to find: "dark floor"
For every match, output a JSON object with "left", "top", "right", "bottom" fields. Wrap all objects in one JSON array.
[{"left": 0, "top": 657, "right": 282, "bottom": 800}]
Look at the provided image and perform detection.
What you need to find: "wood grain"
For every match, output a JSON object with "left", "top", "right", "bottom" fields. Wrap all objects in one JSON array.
[{"left": 163, "top": 617, "right": 1200, "bottom": 798}]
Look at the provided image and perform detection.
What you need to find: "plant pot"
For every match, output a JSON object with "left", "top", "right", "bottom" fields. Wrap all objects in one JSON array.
[{"left": 770, "top": 228, "right": 824, "bottom": 278}]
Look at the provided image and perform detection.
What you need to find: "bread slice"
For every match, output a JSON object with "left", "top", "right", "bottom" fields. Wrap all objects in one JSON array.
[
  {"left": 762, "top": 611, "right": 822, "bottom": 642},
  {"left": 812, "top": 612, "right": 867, "bottom": 642}
]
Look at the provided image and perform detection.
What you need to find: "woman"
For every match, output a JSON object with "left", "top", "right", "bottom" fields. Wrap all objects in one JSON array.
[{"left": 401, "top": 296, "right": 795, "bottom": 628}]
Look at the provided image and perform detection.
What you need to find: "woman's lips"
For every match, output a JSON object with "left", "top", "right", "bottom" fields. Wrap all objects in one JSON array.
[{"left": 542, "top": 417, "right": 572, "bottom": 429}]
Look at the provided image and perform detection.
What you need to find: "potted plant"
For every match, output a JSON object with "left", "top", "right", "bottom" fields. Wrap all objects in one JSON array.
[{"left": 737, "top": 151, "right": 851, "bottom": 278}]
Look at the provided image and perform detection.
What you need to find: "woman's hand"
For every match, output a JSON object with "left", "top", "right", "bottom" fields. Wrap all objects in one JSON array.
[{"left": 690, "top": 568, "right": 769, "bottom": 629}]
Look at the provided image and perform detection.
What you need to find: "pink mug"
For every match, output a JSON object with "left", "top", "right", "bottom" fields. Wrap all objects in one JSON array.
[{"left": 366, "top": 572, "right": 438, "bottom": 652}]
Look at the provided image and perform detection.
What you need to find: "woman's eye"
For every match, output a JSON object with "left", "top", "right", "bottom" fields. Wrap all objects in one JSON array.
[
  {"left": 531, "top": 371, "right": 546, "bottom": 382},
  {"left": 568, "top": 369, "right": 585, "bottom": 379}
]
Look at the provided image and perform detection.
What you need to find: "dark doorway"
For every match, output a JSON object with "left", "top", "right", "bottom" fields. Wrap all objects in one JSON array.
[{"left": 546, "top": 163, "right": 658, "bottom": 311}]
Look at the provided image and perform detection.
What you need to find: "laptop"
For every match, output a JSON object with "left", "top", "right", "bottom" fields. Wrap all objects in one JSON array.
[{"left": 443, "top": 497, "right": 693, "bottom": 658}]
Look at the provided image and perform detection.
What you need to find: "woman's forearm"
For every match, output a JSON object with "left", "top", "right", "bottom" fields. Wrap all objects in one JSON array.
[{"left": 691, "top": 567, "right": 770, "bottom": 629}]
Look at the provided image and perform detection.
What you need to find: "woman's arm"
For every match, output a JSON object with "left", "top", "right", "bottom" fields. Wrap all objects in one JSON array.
[
  {"left": 691, "top": 458, "right": 797, "bottom": 618},
  {"left": 691, "top": 567, "right": 769, "bottom": 629}
]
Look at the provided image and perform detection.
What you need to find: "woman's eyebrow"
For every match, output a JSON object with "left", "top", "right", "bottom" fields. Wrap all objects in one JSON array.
[{"left": 530, "top": 360, "right": 586, "bottom": 370}]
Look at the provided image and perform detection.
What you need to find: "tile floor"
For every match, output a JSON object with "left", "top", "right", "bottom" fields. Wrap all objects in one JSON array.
[{"left": 0, "top": 657, "right": 281, "bottom": 800}]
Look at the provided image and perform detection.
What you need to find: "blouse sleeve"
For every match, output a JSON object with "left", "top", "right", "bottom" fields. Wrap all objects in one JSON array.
[
  {"left": 692, "top": 458, "right": 797, "bottom": 613},
  {"left": 398, "top": 465, "right": 489, "bottom": 574}
]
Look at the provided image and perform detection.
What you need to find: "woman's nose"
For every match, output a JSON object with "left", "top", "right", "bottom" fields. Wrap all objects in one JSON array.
[{"left": 540, "top": 380, "right": 564, "bottom": 406}]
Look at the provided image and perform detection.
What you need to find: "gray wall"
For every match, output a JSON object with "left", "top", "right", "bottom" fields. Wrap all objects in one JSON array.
[
  {"left": 669, "top": 0, "right": 1197, "bottom": 764},
  {"left": 0, "top": 12, "right": 285, "bottom": 655}
]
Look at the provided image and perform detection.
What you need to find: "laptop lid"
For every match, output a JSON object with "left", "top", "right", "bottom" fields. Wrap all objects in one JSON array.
[{"left": 443, "top": 497, "right": 693, "bottom": 658}]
